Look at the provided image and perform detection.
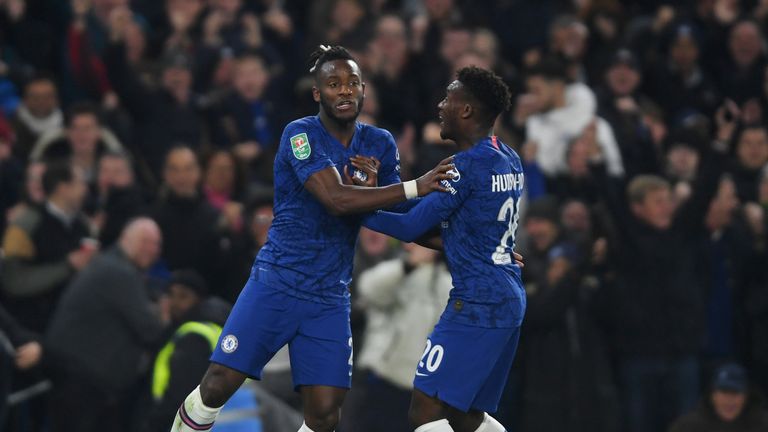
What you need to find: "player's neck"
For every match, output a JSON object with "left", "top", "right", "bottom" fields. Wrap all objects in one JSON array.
[
  {"left": 318, "top": 111, "right": 356, "bottom": 147},
  {"left": 455, "top": 125, "right": 494, "bottom": 150}
]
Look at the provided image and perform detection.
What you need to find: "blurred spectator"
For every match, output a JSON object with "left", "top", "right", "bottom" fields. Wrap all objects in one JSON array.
[
  {"left": 344, "top": 242, "right": 452, "bottom": 432},
  {"left": 149, "top": 146, "right": 230, "bottom": 296},
  {"left": 5, "top": 160, "right": 46, "bottom": 226},
  {"left": 368, "top": 14, "right": 423, "bottom": 137},
  {"left": 516, "top": 196, "right": 619, "bottom": 432},
  {"left": 30, "top": 102, "right": 124, "bottom": 187},
  {"left": 104, "top": 11, "right": 205, "bottom": 182},
  {"left": 548, "top": 15, "right": 589, "bottom": 82},
  {"left": 144, "top": 0, "right": 205, "bottom": 58},
  {"left": 593, "top": 133, "right": 731, "bottom": 431},
  {"left": 144, "top": 269, "right": 230, "bottom": 432},
  {"left": 697, "top": 176, "right": 757, "bottom": 365},
  {"left": 350, "top": 227, "right": 400, "bottom": 344},
  {"left": 413, "top": 122, "right": 457, "bottom": 178},
  {"left": 9, "top": 77, "right": 63, "bottom": 162},
  {"left": 209, "top": 54, "right": 281, "bottom": 185},
  {"left": 646, "top": 23, "right": 721, "bottom": 125},
  {"left": 0, "top": 115, "right": 23, "bottom": 234},
  {"left": 223, "top": 194, "right": 273, "bottom": 302},
  {"left": 717, "top": 20, "right": 766, "bottom": 107},
  {"left": 0, "top": 161, "right": 94, "bottom": 332},
  {"left": 0, "top": 0, "right": 55, "bottom": 74},
  {"left": 546, "top": 120, "right": 610, "bottom": 204},
  {"left": 597, "top": 49, "right": 660, "bottom": 178},
  {"left": 669, "top": 363, "right": 768, "bottom": 432},
  {"left": 45, "top": 217, "right": 167, "bottom": 432},
  {"left": 61, "top": 0, "right": 116, "bottom": 104},
  {"left": 310, "top": 0, "right": 371, "bottom": 47},
  {"left": 202, "top": 149, "right": 246, "bottom": 212},
  {"left": 419, "top": 0, "right": 459, "bottom": 63},
  {"left": 664, "top": 131, "right": 704, "bottom": 206},
  {"left": 729, "top": 124, "right": 768, "bottom": 203},
  {"left": 517, "top": 57, "right": 624, "bottom": 179},
  {"left": 94, "top": 150, "right": 146, "bottom": 246},
  {"left": 0, "top": 303, "right": 44, "bottom": 426}
]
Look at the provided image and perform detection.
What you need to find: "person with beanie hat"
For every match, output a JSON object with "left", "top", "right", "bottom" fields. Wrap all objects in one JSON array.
[{"left": 670, "top": 363, "right": 768, "bottom": 432}]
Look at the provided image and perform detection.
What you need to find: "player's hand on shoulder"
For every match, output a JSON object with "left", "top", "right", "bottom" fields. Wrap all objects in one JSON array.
[
  {"left": 416, "top": 156, "right": 455, "bottom": 196},
  {"left": 513, "top": 251, "right": 524, "bottom": 268},
  {"left": 345, "top": 155, "right": 380, "bottom": 187}
]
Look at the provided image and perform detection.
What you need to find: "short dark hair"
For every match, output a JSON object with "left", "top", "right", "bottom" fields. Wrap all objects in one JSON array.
[
  {"left": 42, "top": 160, "right": 74, "bottom": 196},
  {"left": 164, "top": 144, "right": 200, "bottom": 168},
  {"left": 456, "top": 66, "right": 512, "bottom": 125},
  {"left": 526, "top": 56, "right": 568, "bottom": 82},
  {"left": 738, "top": 122, "right": 768, "bottom": 138},
  {"left": 65, "top": 101, "right": 101, "bottom": 127},
  {"left": 308, "top": 45, "right": 355, "bottom": 78},
  {"left": 23, "top": 74, "right": 57, "bottom": 94}
]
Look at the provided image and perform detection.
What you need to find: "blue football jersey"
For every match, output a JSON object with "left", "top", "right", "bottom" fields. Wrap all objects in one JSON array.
[
  {"left": 364, "top": 136, "right": 526, "bottom": 328},
  {"left": 256, "top": 116, "right": 401, "bottom": 304}
]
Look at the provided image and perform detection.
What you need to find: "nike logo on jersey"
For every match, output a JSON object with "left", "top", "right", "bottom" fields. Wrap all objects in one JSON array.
[{"left": 415, "top": 372, "right": 429, "bottom": 377}]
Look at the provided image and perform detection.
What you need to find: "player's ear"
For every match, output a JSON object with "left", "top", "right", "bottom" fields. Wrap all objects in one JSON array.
[
  {"left": 461, "top": 103, "right": 473, "bottom": 119},
  {"left": 361, "top": 82, "right": 366, "bottom": 98},
  {"left": 312, "top": 86, "right": 320, "bottom": 103}
]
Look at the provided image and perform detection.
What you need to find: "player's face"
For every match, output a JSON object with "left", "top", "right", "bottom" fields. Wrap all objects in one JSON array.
[
  {"left": 438, "top": 80, "right": 464, "bottom": 140},
  {"left": 314, "top": 59, "right": 365, "bottom": 124}
]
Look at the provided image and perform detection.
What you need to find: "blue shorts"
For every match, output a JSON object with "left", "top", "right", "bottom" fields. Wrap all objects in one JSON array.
[
  {"left": 413, "top": 318, "right": 520, "bottom": 413},
  {"left": 210, "top": 267, "right": 353, "bottom": 390}
]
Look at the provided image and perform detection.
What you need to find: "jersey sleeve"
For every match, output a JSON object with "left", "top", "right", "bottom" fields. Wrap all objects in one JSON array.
[
  {"left": 281, "top": 122, "right": 335, "bottom": 184},
  {"left": 363, "top": 156, "right": 472, "bottom": 241},
  {"left": 377, "top": 130, "right": 402, "bottom": 187}
]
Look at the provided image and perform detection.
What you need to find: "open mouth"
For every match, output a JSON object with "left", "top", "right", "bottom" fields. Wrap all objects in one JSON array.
[{"left": 336, "top": 100, "right": 355, "bottom": 111}]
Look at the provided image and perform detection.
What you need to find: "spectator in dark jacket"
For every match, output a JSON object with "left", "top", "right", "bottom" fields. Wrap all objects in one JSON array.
[
  {"left": 597, "top": 49, "right": 660, "bottom": 178},
  {"left": 150, "top": 146, "right": 230, "bottom": 295},
  {"left": 103, "top": 20, "right": 204, "bottom": 183},
  {"left": 0, "top": 302, "right": 43, "bottom": 426},
  {"left": 695, "top": 175, "right": 762, "bottom": 368},
  {"left": 645, "top": 23, "right": 721, "bottom": 125},
  {"left": 670, "top": 363, "right": 768, "bottom": 432},
  {"left": 0, "top": 161, "right": 95, "bottom": 332},
  {"left": 516, "top": 196, "right": 619, "bottom": 432},
  {"left": 144, "top": 269, "right": 230, "bottom": 432},
  {"left": 716, "top": 20, "right": 766, "bottom": 107},
  {"left": 209, "top": 54, "right": 283, "bottom": 185},
  {"left": 45, "top": 217, "right": 167, "bottom": 432},
  {"left": 94, "top": 150, "right": 146, "bottom": 246},
  {"left": 591, "top": 134, "right": 730, "bottom": 432},
  {"left": 728, "top": 124, "right": 768, "bottom": 204}
]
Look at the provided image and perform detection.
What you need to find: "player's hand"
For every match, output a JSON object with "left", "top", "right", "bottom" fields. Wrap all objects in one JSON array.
[
  {"left": 67, "top": 246, "right": 97, "bottom": 271},
  {"left": 345, "top": 155, "right": 380, "bottom": 187},
  {"left": 513, "top": 251, "right": 524, "bottom": 268},
  {"left": 416, "top": 156, "right": 455, "bottom": 196},
  {"left": 15, "top": 341, "right": 42, "bottom": 370}
]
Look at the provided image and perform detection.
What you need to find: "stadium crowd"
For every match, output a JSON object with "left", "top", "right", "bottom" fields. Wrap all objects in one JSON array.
[{"left": 1, "top": 0, "right": 768, "bottom": 431}]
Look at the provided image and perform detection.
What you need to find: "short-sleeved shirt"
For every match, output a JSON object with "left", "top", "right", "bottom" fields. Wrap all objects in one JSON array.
[{"left": 256, "top": 116, "right": 400, "bottom": 304}]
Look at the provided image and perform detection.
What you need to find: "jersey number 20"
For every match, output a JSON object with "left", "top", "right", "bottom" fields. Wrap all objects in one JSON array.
[{"left": 492, "top": 196, "right": 520, "bottom": 265}]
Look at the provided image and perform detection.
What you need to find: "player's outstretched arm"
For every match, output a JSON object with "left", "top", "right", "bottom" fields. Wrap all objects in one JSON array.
[
  {"left": 304, "top": 157, "right": 454, "bottom": 215},
  {"left": 362, "top": 199, "right": 444, "bottom": 243}
]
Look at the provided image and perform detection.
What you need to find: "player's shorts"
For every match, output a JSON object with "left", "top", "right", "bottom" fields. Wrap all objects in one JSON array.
[
  {"left": 210, "top": 266, "right": 353, "bottom": 390},
  {"left": 413, "top": 318, "right": 520, "bottom": 413}
]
